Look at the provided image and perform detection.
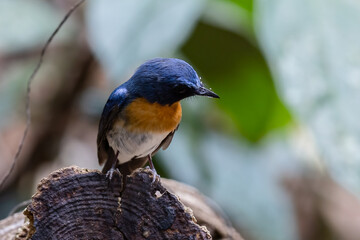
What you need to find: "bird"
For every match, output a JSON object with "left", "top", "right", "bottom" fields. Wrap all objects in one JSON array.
[{"left": 97, "top": 58, "right": 219, "bottom": 182}]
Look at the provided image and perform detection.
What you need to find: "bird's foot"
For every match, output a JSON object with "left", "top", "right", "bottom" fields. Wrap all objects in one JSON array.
[{"left": 104, "top": 151, "right": 120, "bottom": 183}]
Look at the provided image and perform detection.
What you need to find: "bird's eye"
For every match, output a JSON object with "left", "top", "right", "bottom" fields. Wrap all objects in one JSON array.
[{"left": 175, "top": 85, "right": 187, "bottom": 94}]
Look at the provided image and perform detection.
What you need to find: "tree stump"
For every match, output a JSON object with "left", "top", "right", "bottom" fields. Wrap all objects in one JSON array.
[{"left": 0, "top": 166, "right": 243, "bottom": 240}]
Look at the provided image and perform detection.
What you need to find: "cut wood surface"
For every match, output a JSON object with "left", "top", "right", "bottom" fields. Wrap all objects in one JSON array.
[{"left": 0, "top": 166, "right": 243, "bottom": 240}]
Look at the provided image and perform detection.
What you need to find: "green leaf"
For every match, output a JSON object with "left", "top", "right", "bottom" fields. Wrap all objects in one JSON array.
[
  {"left": 227, "top": 0, "right": 253, "bottom": 13},
  {"left": 181, "top": 22, "right": 291, "bottom": 142}
]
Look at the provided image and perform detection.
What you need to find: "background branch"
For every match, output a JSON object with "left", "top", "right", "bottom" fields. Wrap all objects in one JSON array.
[{"left": 0, "top": 0, "right": 86, "bottom": 191}]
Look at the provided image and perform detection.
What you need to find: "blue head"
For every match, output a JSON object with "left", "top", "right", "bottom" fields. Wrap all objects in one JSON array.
[{"left": 126, "top": 58, "right": 219, "bottom": 105}]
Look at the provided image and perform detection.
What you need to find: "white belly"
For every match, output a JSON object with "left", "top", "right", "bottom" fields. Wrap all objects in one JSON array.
[{"left": 106, "top": 126, "right": 168, "bottom": 164}]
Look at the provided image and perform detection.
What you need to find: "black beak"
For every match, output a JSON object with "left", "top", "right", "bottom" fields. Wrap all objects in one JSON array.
[{"left": 196, "top": 86, "right": 220, "bottom": 98}]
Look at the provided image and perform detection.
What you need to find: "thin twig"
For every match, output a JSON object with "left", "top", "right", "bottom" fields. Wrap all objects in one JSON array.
[
  {"left": 8, "top": 199, "right": 32, "bottom": 216},
  {"left": 0, "top": 0, "right": 86, "bottom": 191}
]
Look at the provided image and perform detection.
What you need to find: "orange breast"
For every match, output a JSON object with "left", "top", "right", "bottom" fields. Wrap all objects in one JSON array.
[{"left": 124, "top": 98, "right": 182, "bottom": 133}]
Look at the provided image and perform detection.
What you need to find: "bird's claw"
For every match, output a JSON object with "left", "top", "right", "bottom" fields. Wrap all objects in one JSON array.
[
  {"left": 145, "top": 166, "right": 159, "bottom": 184},
  {"left": 106, "top": 168, "right": 120, "bottom": 181},
  {"left": 151, "top": 171, "right": 160, "bottom": 184},
  {"left": 145, "top": 166, "right": 160, "bottom": 183}
]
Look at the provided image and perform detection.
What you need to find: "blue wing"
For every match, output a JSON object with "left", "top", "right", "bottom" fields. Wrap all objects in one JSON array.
[{"left": 97, "top": 86, "right": 130, "bottom": 165}]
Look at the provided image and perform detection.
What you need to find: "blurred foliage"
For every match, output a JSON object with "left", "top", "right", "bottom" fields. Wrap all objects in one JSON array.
[
  {"left": 256, "top": 0, "right": 360, "bottom": 198},
  {"left": 1, "top": 0, "right": 359, "bottom": 240},
  {"left": 181, "top": 21, "right": 291, "bottom": 141},
  {"left": 0, "top": 62, "right": 32, "bottom": 126},
  {"left": 230, "top": 0, "right": 253, "bottom": 13},
  {"left": 86, "top": 0, "right": 206, "bottom": 81},
  {"left": 0, "top": 0, "right": 76, "bottom": 124},
  {"left": 0, "top": 0, "right": 74, "bottom": 54}
]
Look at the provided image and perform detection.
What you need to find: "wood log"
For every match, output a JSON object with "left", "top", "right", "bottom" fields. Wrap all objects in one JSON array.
[{"left": 0, "top": 166, "right": 243, "bottom": 240}]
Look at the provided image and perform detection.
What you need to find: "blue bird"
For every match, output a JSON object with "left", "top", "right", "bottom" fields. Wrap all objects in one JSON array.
[{"left": 97, "top": 58, "right": 219, "bottom": 181}]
